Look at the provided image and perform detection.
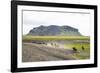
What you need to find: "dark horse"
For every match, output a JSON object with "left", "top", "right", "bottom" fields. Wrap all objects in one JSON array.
[
  {"left": 72, "top": 47, "right": 77, "bottom": 52},
  {"left": 82, "top": 46, "right": 85, "bottom": 51}
]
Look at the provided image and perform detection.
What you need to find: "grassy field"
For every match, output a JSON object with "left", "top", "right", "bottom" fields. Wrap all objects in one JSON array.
[
  {"left": 22, "top": 35, "right": 90, "bottom": 61},
  {"left": 23, "top": 35, "right": 90, "bottom": 42},
  {"left": 65, "top": 43, "right": 90, "bottom": 59}
]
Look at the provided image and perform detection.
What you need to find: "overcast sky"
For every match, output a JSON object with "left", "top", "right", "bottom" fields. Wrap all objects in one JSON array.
[{"left": 23, "top": 10, "right": 91, "bottom": 36}]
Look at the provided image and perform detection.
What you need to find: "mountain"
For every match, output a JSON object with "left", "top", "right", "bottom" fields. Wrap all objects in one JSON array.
[{"left": 28, "top": 25, "right": 82, "bottom": 36}]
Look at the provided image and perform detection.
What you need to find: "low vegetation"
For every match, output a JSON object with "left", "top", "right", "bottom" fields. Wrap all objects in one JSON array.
[
  {"left": 23, "top": 35, "right": 90, "bottom": 42},
  {"left": 65, "top": 43, "right": 90, "bottom": 59}
]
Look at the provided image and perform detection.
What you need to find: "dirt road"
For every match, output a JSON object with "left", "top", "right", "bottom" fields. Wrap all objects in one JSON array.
[{"left": 22, "top": 43, "right": 76, "bottom": 62}]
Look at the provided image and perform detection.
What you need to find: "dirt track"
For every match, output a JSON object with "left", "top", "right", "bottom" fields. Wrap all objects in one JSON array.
[{"left": 22, "top": 43, "right": 76, "bottom": 62}]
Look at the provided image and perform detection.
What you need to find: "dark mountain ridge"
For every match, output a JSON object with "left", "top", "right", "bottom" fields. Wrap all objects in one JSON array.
[{"left": 28, "top": 25, "right": 82, "bottom": 36}]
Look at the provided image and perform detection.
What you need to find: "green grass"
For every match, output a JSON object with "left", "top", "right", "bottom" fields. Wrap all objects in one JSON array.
[
  {"left": 65, "top": 43, "right": 90, "bottom": 59},
  {"left": 65, "top": 43, "right": 90, "bottom": 51},
  {"left": 23, "top": 35, "right": 90, "bottom": 42}
]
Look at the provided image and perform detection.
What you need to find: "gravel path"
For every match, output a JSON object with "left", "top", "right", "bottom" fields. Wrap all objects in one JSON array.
[{"left": 22, "top": 43, "right": 76, "bottom": 62}]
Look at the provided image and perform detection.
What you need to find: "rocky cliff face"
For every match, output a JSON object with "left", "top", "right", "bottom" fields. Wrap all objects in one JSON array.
[{"left": 28, "top": 25, "right": 82, "bottom": 36}]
